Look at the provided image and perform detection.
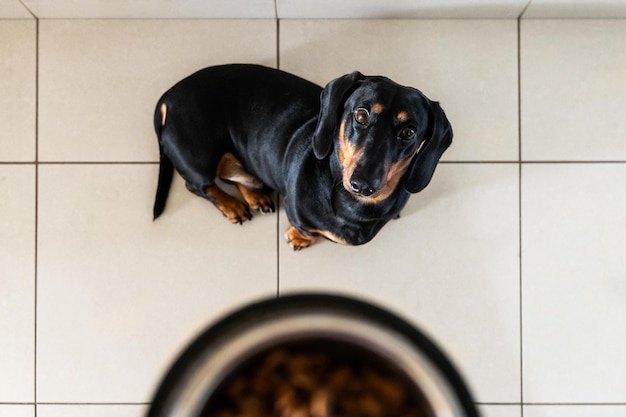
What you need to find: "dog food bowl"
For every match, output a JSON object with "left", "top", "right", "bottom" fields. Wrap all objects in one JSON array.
[{"left": 147, "top": 294, "right": 480, "bottom": 417}]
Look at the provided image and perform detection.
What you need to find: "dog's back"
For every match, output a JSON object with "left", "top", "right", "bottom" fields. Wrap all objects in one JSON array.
[{"left": 152, "top": 65, "right": 323, "bottom": 219}]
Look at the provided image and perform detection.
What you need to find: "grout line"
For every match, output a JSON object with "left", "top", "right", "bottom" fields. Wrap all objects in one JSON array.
[
  {"left": 34, "top": 161, "right": 160, "bottom": 164},
  {"left": 518, "top": 160, "right": 626, "bottom": 164},
  {"left": 517, "top": 16, "right": 524, "bottom": 417},
  {"left": 523, "top": 403, "right": 626, "bottom": 406},
  {"left": 3, "top": 160, "right": 625, "bottom": 166},
  {"left": 518, "top": 0, "right": 534, "bottom": 19},
  {"left": 19, "top": 0, "right": 37, "bottom": 19},
  {"left": 36, "top": 402, "right": 152, "bottom": 406},
  {"left": 34, "top": 15, "right": 40, "bottom": 417},
  {"left": 4, "top": 402, "right": 626, "bottom": 407},
  {"left": 478, "top": 402, "right": 626, "bottom": 407}
]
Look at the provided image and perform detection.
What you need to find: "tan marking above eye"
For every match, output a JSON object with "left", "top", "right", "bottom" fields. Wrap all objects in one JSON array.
[
  {"left": 371, "top": 103, "right": 384, "bottom": 114},
  {"left": 396, "top": 111, "right": 409, "bottom": 122}
]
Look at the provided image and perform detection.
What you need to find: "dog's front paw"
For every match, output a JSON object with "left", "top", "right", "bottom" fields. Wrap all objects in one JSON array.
[
  {"left": 237, "top": 186, "right": 275, "bottom": 214},
  {"left": 284, "top": 227, "right": 317, "bottom": 251},
  {"left": 254, "top": 194, "right": 276, "bottom": 214},
  {"left": 218, "top": 200, "right": 253, "bottom": 225},
  {"left": 204, "top": 183, "right": 253, "bottom": 225},
  {"left": 222, "top": 203, "right": 252, "bottom": 224}
]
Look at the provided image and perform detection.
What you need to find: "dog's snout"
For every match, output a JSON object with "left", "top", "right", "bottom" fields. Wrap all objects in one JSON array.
[{"left": 350, "top": 175, "right": 378, "bottom": 197}]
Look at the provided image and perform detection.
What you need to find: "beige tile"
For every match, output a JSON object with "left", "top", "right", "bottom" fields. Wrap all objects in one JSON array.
[
  {"left": 480, "top": 405, "right": 521, "bottom": 417},
  {"left": 522, "top": 164, "right": 626, "bottom": 402},
  {"left": 523, "top": 1, "right": 626, "bottom": 18},
  {"left": 38, "top": 405, "right": 147, "bottom": 417},
  {"left": 0, "top": 165, "right": 35, "bottom": 402},
  {"left": 280, "top": 20, "right": 519, "bottom": 161},
  {"left": 524, "top": 405, "right": 626, "bottom": 417},
  {"left": 279, "top": 163, "right": 521, "bottom": 402},
  {"left": 38, "top": 20, "right": 276, "bottom": 162},
  {"left": 0, "top": 405, "right": 34, "bottom": 417},
  {"left": 521, "top": 20, "right": 626, "bottom": 161},
  {"left": 0, "top": 0, "right": 33, "bottom": 18},
  {"left": 277, "top": 0, "right": 528, "bottom": 18},
  {"left": 22, "top": 0, "right": 274, "bottom": 18},
  {"left": 0, "top": 20, "right": 36, "bottom": 161},
  {"left": 37, "top": 164, "right": 277, "bottom": 402}
]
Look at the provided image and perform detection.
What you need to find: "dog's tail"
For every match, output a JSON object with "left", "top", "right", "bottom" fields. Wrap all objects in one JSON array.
[{"left": 153, "top": 102, "right": 174, "bottom": 220}]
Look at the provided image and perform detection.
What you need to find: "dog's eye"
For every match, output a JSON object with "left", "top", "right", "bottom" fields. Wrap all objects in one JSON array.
[
  {"left": 354, "top": 108, "right": 370, "bottom": 125},
  {"left": 399, "top": 126, "right": 417, "bottom": 140}
]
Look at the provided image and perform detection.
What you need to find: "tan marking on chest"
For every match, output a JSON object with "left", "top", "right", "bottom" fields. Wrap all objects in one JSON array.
[
  {"left": 309, "top": 229, "right": 348, "bottom": 245},
  {"left": 216, "top": 153, "right": 264, "bottom": 190}
]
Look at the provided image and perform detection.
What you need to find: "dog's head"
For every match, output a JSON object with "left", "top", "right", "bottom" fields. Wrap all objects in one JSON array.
[{"left": 313, "top": 72, "right": 452, "bottom": 202}]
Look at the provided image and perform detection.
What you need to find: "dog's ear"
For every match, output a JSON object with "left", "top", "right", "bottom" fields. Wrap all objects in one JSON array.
[
  {"left": 404, "top": 101, "right": 452, "bottom": 193},
  {"left": 312, "top": 71, "right": 365, "bottom": 160}
]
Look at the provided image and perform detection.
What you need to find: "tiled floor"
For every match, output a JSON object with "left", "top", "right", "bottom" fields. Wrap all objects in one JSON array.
[{"left": 1, "top": 17, "right": 625, "bottom": 417}]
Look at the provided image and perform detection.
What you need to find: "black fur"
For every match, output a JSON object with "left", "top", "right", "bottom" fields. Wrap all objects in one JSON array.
[{"left": 153, "top": 64, "right": 452, "bottom": 247}]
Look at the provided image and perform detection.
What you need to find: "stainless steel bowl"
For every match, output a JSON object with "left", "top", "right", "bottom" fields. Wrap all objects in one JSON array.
[{"left": 147, "top": 294, "right": 480, "bottom": 417}]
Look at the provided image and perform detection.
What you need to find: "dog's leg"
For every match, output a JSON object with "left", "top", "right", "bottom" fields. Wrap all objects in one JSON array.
[
  {"left": 202, "top": 183, "right": 252, "bottom": 224},
  {"left": 284, "top": 227, "right": 318, "bottom": 251},
  {"left": 217, "top": 153, "right": 275, "bottom": 213},
  {"left": 235, "top": 184, "right": 275, "bottom": 214}
]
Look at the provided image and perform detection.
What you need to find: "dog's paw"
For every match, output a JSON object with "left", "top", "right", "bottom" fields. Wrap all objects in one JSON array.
[
  {"left": 248, "top": 193, "right": 275, "bottom": 214},
  {"left": 238, "top": 186, "right": 275, "bottom": 214},
  {"left": 204, "top": 183, "right": 253, "bottom": 225},
  {"left": 284, "top": 227, "right": 317, "bottom": 251},
  {"left": 219, "top": 200, "right": 253, "bottom": 225}
]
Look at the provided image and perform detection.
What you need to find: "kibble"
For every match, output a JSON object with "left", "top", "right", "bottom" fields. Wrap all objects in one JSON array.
[{"left": 203, "top": 343, "right": 427, "bottom": 417}]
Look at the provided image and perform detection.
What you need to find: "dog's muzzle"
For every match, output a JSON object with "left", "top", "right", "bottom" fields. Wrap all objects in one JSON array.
[{"left": 349, "top": 173, "right": 379, "bottom": 197}]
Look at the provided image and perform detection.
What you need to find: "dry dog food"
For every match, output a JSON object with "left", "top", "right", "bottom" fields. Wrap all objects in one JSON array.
[{"left": 204, "top": 342, "right": 428, "bottom": 417}]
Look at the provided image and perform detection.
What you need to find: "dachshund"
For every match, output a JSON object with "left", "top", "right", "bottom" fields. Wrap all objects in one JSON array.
[{"left": 153, "top": 64, "right": 452, "bottom": 250}]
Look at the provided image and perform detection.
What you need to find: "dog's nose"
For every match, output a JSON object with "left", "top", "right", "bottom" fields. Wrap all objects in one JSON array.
[{"left": 350, "top": 177, "right": 377, "bottom": 197}]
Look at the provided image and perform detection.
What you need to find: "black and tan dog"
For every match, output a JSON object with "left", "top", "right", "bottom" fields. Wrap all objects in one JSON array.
[{"left": 153, "top": 64, "right": 452, "bottom": 250}]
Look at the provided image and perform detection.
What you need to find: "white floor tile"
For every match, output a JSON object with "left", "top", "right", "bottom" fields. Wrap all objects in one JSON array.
[
  {"left": 0, "top": 0, "right": 33, "bottom": 18},
  {"left": 22, "top": 0, "right": 274, "bottom": 18},
  {"left": 479, "top": 404, "right": 521, "bottom": 417},
  {"left": 38, "top": 19, "right": 276, "bottom": 162},
  {"left": 38, "top": 405, "right": 147, "bottom": 417},
  {"left": 0, "top": 20, "right": 36, "bottom": 162},
  {"left": 523, "top": 1, "right": 626, "bottom": 18},
  {"left": 0, "top": 405, "right": 34, "bottom": 417},
  {"left": 521, "top": 20, "right": 626, "bottom": 161},
  {"left": 279, "top": 163, "right": 521, "bottom": 403},
  {"left": 524, "top": 405, "right": 626, "bottom": 417},
  {"left": 280, "top": 20, "right": 519, "bottom": 161},
  {"left": 2, "top": 13, "right": 625, "bottom": 410},
  {"left": 0, "top": 165, "right": 35, "bottom": 402},
  {"left": 37, "top": 164, "right": 277, "bottom": 402},
  {"left": 522, "top": 164, "right": 626, "bottom": 402},
  {"left": 277, "top": 0, "right": 527, "bottom": 18}
]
